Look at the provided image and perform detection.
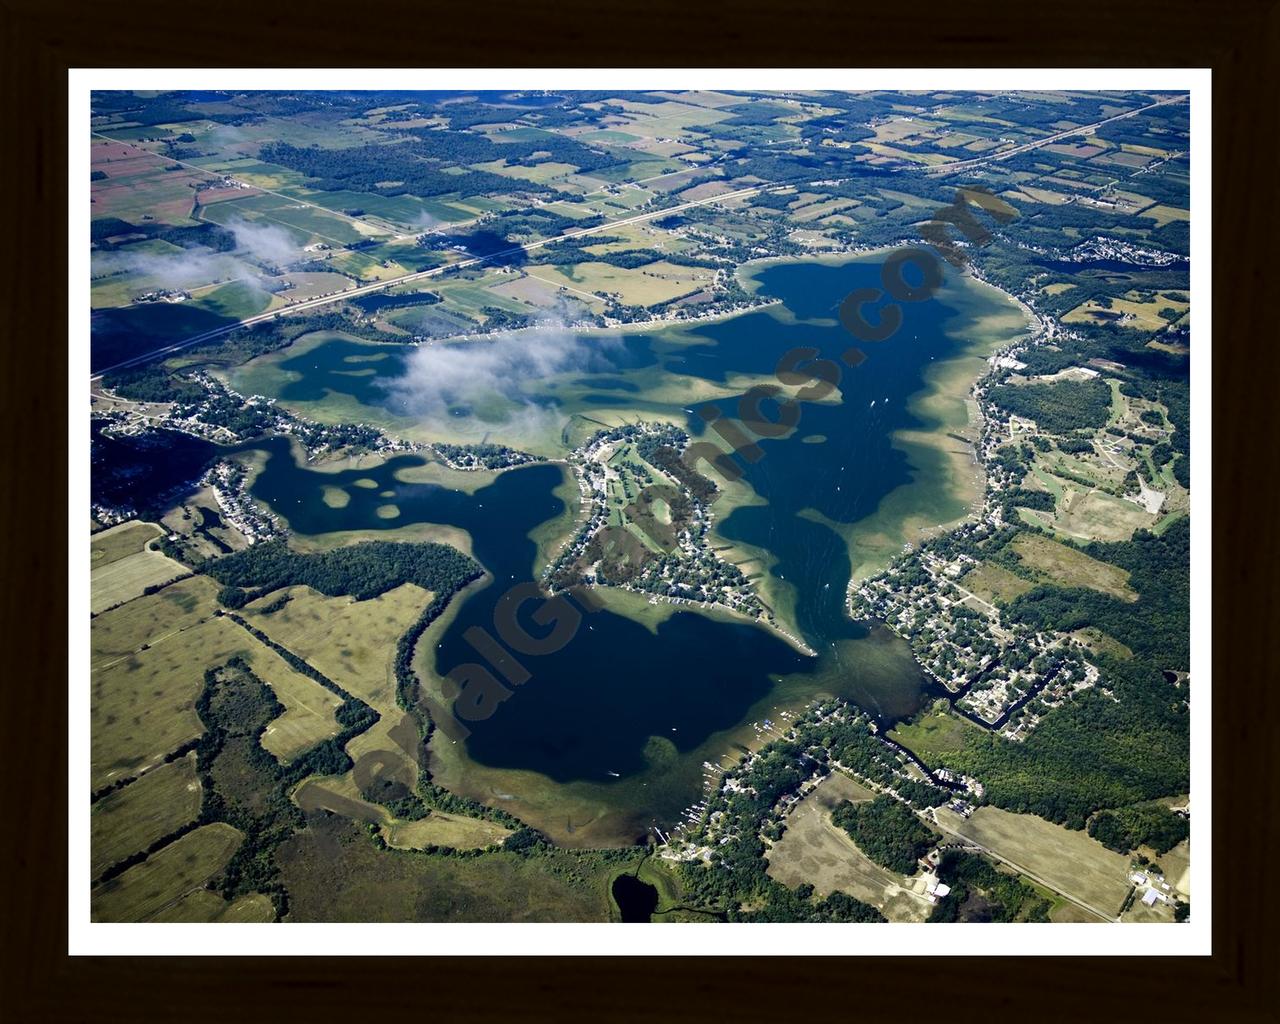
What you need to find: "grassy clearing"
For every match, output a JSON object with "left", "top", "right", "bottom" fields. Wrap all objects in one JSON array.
[
  {"left": 382, "top": 812, "right": 513, "bottom": 850},
  {"left": 90, "top": 752, "right": 202, "bottom": 879},
  {"left": 933, "top": 806, "right": 1130, "bottom": 916},
  {"left": 888, "top": 706, "right": 980, "bottom": 768},
  {"left": 91, "top": 823, "right": 244, "bottom": 922},
  {"left": 277, "top": 812, "right": 629, "bottom": 921},
  {"left": 960, "top": 562, "right": 1034, "bottom": 605},
  {"left": 1070, "top": 627, "right": 1134, "bottom": 661},
  {"left": 766, "top": 773, "right": 932, "bottom": 922},
  {"left": 149, "top": 889, "right": 276, "bottom": 923},
  {"left": 1012, "top": 532, "right": 1138, "bottom": 600}
]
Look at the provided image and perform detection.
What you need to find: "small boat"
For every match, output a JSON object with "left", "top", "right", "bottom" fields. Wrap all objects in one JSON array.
[{"left": 607, "top": 771, "right": 620, "bottom": 777}]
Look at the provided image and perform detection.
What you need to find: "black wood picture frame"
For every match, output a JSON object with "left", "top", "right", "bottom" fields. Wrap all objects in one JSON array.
[{"left": 3, "top": 1, "right": 1274, "bottom": 1019}]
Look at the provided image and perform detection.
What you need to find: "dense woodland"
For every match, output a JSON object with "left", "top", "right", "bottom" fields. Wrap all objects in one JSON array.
[
  {"left": 205, "top": 539, "right": 481, "bottom": 605},
  {"left": 1088, "top": 801, "right": 1189, "bottom": 855},
  {"left": 987, "top": 377, "right": 1113, "bottom": 434},
  {"left": 830, "top": 796, "right": 936, "bottom": 875},
  {"left": 927, "top": 850, "right": 1052, "bottom": 923}
]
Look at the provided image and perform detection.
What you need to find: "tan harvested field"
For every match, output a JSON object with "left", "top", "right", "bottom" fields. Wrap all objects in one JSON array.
[
  {"left": 382, "top": 813, "right": 512, "bottom": 851},
  {"left": 1012, "top": 533, "right": 1137, "bottom": 600},
  {"left": 90, "top": 752, "right": 202, "bottom": 879},
  {"left": 294, "top": 774, "right": 512, "bottom": 851},
  {"left": 91, "top": 549, "right": 189, "bottom": 613},
  {"left": 243, "top": 583, "right": 432, "bottom": 794},
  {"left": 532, "top": 260, "right": 716, "bottom": 307},
  {"left": 240, "top": 641, "right": 342, "bottom": 763},
  {"left": 91, "top": 575, "right": 221, "bottom": 666},
  {"left": 149, "top": 889, "right": 276, "bottom": 923},
  {"left": 1160, "top": 839, "right": 1191, "bottom": 898},
  {"left": 766, "top": 773, "right": 933, "bottom": 922},
  {"left": 90, "top": 521, "right": 164, "bottom": 567},
  {"left": 933, "top": 806, "right": 1130, "bottom": 918},
  {"left": 91, "top": 823, "right": 244, "bottom": 922},
  {"left": 91, "top": 613, "right": 256, "bottom": 791},
  {"left": 961, "top": 562, "right": 1034, "bottom": 605}
]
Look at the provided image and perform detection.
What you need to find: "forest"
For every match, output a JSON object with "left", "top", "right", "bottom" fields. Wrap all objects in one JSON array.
[
  {"left": 830, "top": 796, "right": 935, "bottom": 875},
  {"left": 1087, "top": 801, "right": 1189, "bottom": 855},
  {"left": 260, "top": 141, "right": 570, "bottom": 200},
  {"left": 987, "top": 377, "right": 1113, "bottom": 434},
  {"left": 204, "top": 539, "right": 481, "bottom": 605}
]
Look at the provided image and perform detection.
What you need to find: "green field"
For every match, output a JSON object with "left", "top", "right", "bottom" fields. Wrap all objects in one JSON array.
[
  {"left": 960, "top": 562, "right": 1034, "bottom": 606},
  {"left": 90, "top": 752, "right": 202, "bottom": 879},
  {"left": 90, "top": 521, "right": 163, "bottom": 567},
  {"left": 91, "top": 823, "right": 244, "bottom": 922},
  {"left": 933, "top": 806, "right": 1131, "bottom": 918},
  {"left": 91, "top": 614, "right": 254, "bottom": 791},
  {"left": 277, "top": 812, "right": 636, "bottom": 922},
  {"left": 90, "top": 549, "right": 188, "bottom": 614},
  {"left": 888, "top": 705, "right": 981, "bottom": 768},
  {"left": 1012, "top": 533, "right": 1138, "bottom": 600}
]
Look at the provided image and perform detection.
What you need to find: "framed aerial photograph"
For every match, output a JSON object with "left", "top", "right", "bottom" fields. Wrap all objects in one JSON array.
[{"left": 65, "top": 68, "right": 1212, "bottom": 958}]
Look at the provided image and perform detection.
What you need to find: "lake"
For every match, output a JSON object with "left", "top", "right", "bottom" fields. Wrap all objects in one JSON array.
[{"left": 223, "top": 254, "right": 1026, "bottom": 843}]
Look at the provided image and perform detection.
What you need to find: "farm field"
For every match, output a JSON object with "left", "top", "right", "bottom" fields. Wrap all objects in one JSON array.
[
  {"left": 90, "top": 520, "right": 164, "bottom": 566},
  {"left": 535, "top": 260, "right": 716, "bottom": 307},
  {"left": 766, "top": 773, "right": 933, "bottom": 922},
  {"left": 90, "top": 575, "right": 222, "bottom": 665},
  {"left": 91, "top": 613, "right": 253, "bottom": 791},
  {"left": 90, "top": 752, "right": 202, "bottom": 879},
  {"left": 90, "top": 548, "right": 188, "bottom": 613},
  {"left": 91, "top": 823, "right": 244, "bottom": 922},
  {"left": 242, "top": 583, "right": 432, "bottom": 793},
  {"left": 149, "top": 890, "right": 276, "bottom": 923},
  {"left": 238, "top": 640, "right": 343, "bottom": 763},
  {"left": 933, "top": 806, "right": 1131, "bottom": 918}
]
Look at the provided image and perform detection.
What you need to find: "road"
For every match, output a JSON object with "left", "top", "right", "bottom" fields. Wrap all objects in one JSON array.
[
  {"left": 926, "top": 94, "right": 1188, "bottom": 176},
  {"left": 90, "top": 95, "right": 1187, "bottom": 380},
  {"left": 91, "top": 130, "right": 390, "bottom": 237},
  {"left": 89, "top": 180, "right": 774, "bottom": 380},
  {"left": 928, "top": 811, "right": 1118, "bottom": 922}
]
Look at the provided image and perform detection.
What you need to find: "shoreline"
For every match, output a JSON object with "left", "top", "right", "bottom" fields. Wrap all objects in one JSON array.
[{"left": 832, "top": 266, "right": 1036, "bottom": 586}]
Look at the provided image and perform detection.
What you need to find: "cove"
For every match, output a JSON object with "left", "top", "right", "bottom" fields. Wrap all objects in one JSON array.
[{"left": 237, "top": 253, "right": 1026, "bottom": 843}]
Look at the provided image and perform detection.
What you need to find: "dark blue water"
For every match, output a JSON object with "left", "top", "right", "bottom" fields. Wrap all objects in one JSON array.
[
  {"left": 238, "top": 258, "right": 980, "bottom": 794},
  {"left": 245, "top": 439, "right": 810, "bottom": 781}
]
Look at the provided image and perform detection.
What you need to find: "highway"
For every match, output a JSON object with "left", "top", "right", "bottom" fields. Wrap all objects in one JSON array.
[
  {"left": 927, "top": 94, "right": 1188, "bottom": 176},
  {"left": 89, "top": 94, "right": 1186, "bottom": 380},
  {"left": 88, "top": 180, "right": 773, "bottom": 380}
]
